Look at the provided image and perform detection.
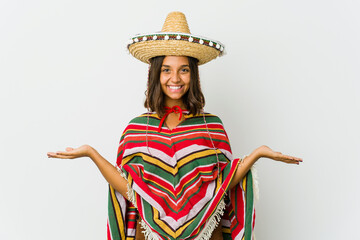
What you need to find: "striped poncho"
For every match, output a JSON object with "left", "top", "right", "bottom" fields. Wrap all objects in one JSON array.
[{"left": 107, "top": 112, "right": 256, "bottom": 240}]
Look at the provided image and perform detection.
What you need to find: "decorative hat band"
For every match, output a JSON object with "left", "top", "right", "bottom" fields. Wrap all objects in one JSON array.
[{"left": 127, "top": 32, "right": 225, "bottom": 55}]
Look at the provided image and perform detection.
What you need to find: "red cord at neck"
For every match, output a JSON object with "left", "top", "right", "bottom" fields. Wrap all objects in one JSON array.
[{"left": 158, "top": 105, "right": 186, "bottom": 132}]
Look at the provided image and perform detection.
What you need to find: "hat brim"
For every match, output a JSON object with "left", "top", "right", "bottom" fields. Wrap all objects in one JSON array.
[{"left": 128, "top": 33, "right": 225, "bottom": 65}]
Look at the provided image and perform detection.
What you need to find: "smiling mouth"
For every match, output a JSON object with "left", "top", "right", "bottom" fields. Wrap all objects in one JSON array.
[{"left": 168, "top": 85, "right": 183, "bottom": 90}]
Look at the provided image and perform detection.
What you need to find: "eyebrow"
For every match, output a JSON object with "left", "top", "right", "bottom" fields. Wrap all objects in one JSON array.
[{"left": 162, "top": 65, "right": 190, "bottom": 68}]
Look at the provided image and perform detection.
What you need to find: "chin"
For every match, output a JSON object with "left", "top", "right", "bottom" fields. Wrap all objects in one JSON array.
[
  {"left": 164, "top": 93, "right": 186, "bottom": 102},
  {"left": 168, "top": 95, "right": 183, "bottom": 100}
]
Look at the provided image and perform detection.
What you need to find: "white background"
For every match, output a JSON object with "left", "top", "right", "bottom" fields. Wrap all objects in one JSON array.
[{"left": 1, "top": 0, "right": 359, "bottom": 239}]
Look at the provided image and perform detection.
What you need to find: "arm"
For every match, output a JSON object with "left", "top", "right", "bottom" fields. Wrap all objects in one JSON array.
[
  {"left": 47, "top": 145, "right": 129, "bottom": 200},
  {"left": 229, "top": 149, "right": 260, "bottom": 189},
  {"left": 229, "top": 145, "right": 302, "bottom": 189}
]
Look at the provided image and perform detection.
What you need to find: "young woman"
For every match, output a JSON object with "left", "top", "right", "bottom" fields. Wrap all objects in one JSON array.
[{"left": 48, "top": 12, "right": 302, "bottom": 240}]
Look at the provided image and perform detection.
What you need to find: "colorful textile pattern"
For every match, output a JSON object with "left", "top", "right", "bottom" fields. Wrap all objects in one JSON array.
[{"left": 107, "top": 112, "right": 255, "bottom": 240}]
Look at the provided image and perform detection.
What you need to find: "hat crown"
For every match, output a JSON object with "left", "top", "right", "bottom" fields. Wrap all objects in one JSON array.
[{"left": 161, "top": 11, "right": 191, "bottom": 33}]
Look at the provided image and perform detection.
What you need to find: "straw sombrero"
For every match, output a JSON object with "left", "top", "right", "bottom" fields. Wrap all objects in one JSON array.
[{"left": 127, "top": 11, "right": 225, "bottom": 65}]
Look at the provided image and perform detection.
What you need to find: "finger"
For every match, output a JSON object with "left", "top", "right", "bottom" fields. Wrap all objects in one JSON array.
[
  {"left": 47, "top": 152, "right": 62, "bottom": 158},
  {"left": 277, "top": 156, "right": 302, "bottom": 164},
  {"left": 58, "top": 155, "right": 74, "bottom": 159},
  {"left": 281, "top": 154, "right": 301, "bottom": 162},
  {"left": 288, "top": 156, "right": 303, "bottom": 162},
  {"left": 288, "top": 158, "right": 302, "bottom": 164},
  {"left": 47, "top": 152, "right": 56, "bottom": 156},
  {"left": 66, "top": 147, "right": 74, "bottom": 152},
  {"left": 54, "top": 155, "right": 74, "bottom": 159},
  {"left": 56, "top": 151, "right": 73, "bottom": 156},
  {"left": 48, "top": 153, "right": 74, "bottom": 159},
  {"left": 282, "top": 159, "right": 299, "bottom": 164}
]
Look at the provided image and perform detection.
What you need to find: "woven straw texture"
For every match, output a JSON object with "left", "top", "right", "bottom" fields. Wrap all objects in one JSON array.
[
  {"left": 128, "top": 11, "right": 223, "bottom": 65},
  {"left": 161, "top": 11, "right": 190, "bottom": 33},
  {"left": 129, "top": 40, "right": 220, "bottom": 65}
]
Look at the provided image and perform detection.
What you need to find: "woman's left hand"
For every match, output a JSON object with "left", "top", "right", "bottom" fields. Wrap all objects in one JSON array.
[
  {"left": 255, "top": 145, "right": 303, "bottom": 165},
  {"left": 47, "top": 145, "right": 94, "bottom": 159}
]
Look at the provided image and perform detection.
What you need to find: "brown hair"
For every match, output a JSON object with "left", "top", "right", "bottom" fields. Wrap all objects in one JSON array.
[{"left": 144, "top": 56, "right": 205, "bottom": 117}]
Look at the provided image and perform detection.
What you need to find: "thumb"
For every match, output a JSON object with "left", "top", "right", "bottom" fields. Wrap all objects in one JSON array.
[{"left": 66, "top": 147, "right": 74, "bottom": 152}]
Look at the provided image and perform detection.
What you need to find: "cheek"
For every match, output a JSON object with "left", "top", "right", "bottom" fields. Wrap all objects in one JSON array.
[
  {"left": 159, "top": 75, "right": 165, "bottom": 85},
  {"left": 159, "top": 76, "right": 167, "bottom": 88},
  {"left": 185, "top": 77, "right": 191, "bottom": 88},
  {"left": 160, "top": 73, "right": 171, "bottom": 86}
]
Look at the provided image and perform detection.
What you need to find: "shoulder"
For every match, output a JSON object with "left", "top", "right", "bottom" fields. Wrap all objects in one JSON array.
[
  {"left": 193, "top": 112, "right": 224, "bottom": 125},
  {"left": 121, "top": 112, "right": 161, "bottom": 135},
  {"left": 199, "top": 112, "right": 230, "bottom": 139},
  {"left": 127, "top": 112, "right": 160, "bottom": 125},
  {"left": 181, "top": 111, "right": 225, "bottom": 130},
  {"left": 119, "top": 113, "right": 158, "bottom": 140}
]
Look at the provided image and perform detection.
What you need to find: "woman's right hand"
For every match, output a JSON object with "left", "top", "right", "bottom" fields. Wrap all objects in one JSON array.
[
  {"left": 48, "top": 145, "right": 129, "bottom": 200},
  {"left": 255, "top": 145, "right": 302, "bottom": 165},
  {"left": 47, "top": 144, "right": 95, "bottom": 159}
]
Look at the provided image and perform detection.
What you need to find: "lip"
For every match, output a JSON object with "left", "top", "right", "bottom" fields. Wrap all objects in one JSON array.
[{"left": 167, "top": 85, "right": 184, "bottom": 93}]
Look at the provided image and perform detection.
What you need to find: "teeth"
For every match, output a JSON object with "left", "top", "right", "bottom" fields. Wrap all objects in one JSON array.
[{"left": 169, "top": 86, "right": 181, "bottom": 89}]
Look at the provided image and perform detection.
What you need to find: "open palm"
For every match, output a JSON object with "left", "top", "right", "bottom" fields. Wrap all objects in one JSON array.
[
  {"left": 47, "top": 145, "right": 93, "bottom": 159},
  {"left": 257, "top": 145, "right": 302, "bottom": 164}
]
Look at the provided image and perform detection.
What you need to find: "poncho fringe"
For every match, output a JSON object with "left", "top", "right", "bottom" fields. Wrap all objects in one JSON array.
[{"left": 118, "top": 166, "right": 238, "bottom": 240}]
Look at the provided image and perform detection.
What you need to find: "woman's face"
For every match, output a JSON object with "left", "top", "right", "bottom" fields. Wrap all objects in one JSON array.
[{"left": 160, "top": 56, "right": 191, "bottom": 106}]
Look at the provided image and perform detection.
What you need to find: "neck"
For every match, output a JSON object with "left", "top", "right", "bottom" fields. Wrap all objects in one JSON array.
[{"left": 165, "top": 99, "right": 185, "bottom": 109}]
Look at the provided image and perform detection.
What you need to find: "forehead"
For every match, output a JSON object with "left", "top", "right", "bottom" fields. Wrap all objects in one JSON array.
[{"left": 162, "top": 56, "right": 189, "bottom": 66}]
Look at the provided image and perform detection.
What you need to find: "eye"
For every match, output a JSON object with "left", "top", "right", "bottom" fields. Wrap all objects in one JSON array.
[
  {"left": 162, "top": 68, "right": 170, "bottom": 73},
  {"left": 181, "top": 68, "right": 190, "bottom": 73}
]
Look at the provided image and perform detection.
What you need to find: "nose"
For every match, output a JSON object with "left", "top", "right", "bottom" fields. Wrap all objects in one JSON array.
[{"left": 170, "top": 71, "right": 181, "bottom": 83}]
